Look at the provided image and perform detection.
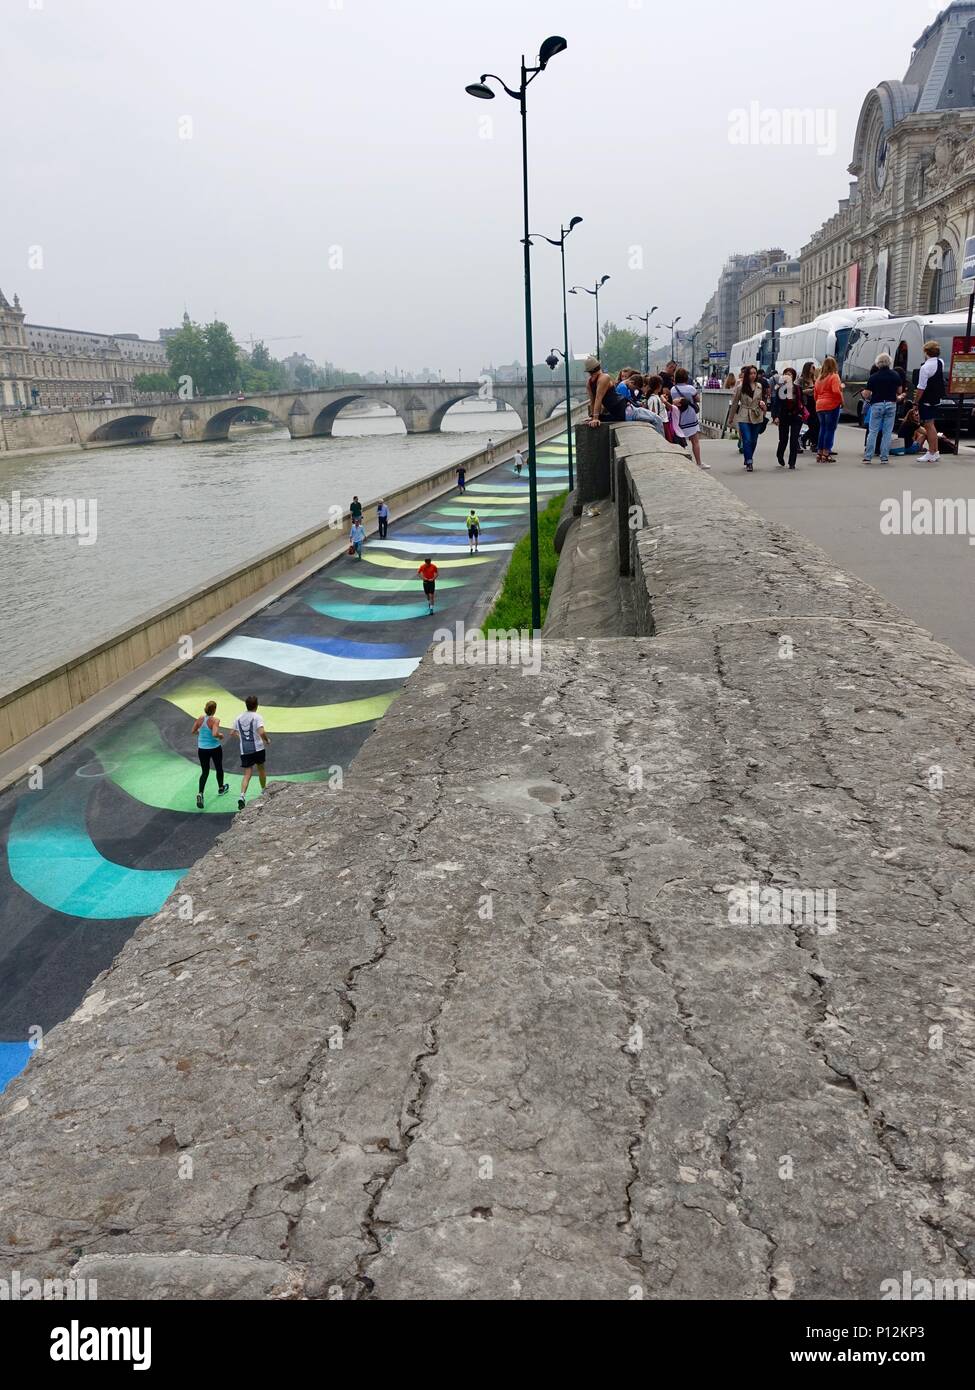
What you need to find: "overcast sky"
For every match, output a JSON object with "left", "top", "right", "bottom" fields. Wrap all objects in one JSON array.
[{"left": 2, "top": 0, "right": 943, "bottom": 376}]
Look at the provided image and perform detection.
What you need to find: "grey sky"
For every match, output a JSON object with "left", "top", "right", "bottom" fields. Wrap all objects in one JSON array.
[{"left": 3, "top": 0, "right": 937, "bottom": 376}]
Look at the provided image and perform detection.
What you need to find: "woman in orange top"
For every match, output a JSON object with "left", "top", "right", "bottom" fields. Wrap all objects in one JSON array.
[{"left": 813, "top": 356, "right": 844, "bottom": 463}]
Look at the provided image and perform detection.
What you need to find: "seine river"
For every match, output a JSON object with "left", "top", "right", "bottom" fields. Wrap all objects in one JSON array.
[{"left": 0, "top": 403, "right": 519, "bottom": 689}]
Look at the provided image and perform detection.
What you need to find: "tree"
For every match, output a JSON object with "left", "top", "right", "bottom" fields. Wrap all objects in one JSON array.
[
  {"left": 598, "top": 321, "right": 645, "bottom": 376},
  {"left": 133, "top": 371, "right": 177, "bottom": 394},
  {"left": 165, "top": 321, "right": 209, "bottom": 395},
  {"left": 164, "top": 317, "right": 241, "bottom": 396}
]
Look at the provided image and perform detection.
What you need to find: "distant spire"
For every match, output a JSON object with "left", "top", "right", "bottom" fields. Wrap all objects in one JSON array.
[
  {"left": 182, "top": 309, "right": 191, "bottom": 327},
  {"left": 0, "top": 288, "right": 10, "bottom": 310}
]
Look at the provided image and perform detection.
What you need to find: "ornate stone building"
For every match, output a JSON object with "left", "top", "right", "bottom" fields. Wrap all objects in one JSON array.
[
  {"left": 0, "top": 290, "right": 168, "bottom": 410},
  {"left": 802, "top": 2, "right": 975, "bottom": 321}
]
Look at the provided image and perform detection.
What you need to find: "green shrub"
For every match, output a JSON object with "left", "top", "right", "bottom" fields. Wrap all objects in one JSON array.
[{"left": 484, "top": 491, "right": 568, "bottom": 631}]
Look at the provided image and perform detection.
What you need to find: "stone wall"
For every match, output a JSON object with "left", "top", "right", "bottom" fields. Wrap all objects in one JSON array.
[{"left": 2, "top": 430, "right": 973, "bottom": 1299}]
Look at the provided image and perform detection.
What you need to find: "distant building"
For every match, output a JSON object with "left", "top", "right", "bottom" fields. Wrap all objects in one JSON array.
[
  {"left": 0, "top": 290, "right": 168, "bottom": 409},
  {"left": 698, "top": 249, "right": 788, "bottom": 356},
  {"left": 738, "top": 258, "right": 802, "bottom": 341},
  {"left": 803, "top": 1, "right": 975, "bottom": 318}
]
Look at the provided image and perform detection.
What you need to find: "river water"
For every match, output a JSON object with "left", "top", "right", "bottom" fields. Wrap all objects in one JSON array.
[{"left": 1, "top": 403, "right": 520, "bottom": 689}]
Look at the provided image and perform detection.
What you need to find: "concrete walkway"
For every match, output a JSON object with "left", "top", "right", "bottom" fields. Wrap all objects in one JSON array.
[
  {"left": 705, "top": 421, "right": 975, "bottom": 665},
  {"left": 2, "top": 436, "right": 972, "bottom": 1300},
  {"left": 0, "top": 438, "right": 569, "bottom": 1091}
]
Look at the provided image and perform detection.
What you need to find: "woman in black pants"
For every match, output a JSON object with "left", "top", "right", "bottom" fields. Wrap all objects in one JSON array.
[
  {"left": 774, "top": 368, "right": 804, "bottom": 468},
  {"left": 192, "top": 699, "right": 230, "bottom": 808}
]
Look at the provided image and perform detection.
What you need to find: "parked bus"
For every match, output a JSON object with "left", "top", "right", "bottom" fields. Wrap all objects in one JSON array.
[
  {"left": 774, "top": 307, "right": 890, "bottom": 377},
  {"left": 842, "top": 312, "right": 975, "bottom": 429},
  {"left": 728, "top": 331, "right": 773, "bottom": 380}
]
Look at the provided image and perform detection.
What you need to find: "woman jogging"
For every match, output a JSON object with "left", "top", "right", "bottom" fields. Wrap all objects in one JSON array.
[
  {"left": 192, "top": 700, "right": 229, "bottom": 809},
  {"left": 727, "top": 365, "right": 767, "bottom": 471},
  {"left": 418, "top": 556, "right": 439, "bottom": 614}
]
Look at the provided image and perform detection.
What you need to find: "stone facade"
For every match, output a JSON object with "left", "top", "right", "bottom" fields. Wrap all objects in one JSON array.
[
  {"left": 803, "top": 2, "right": 975, "bottom": 319},
  {"left": 737, "top": 259, "right": 802, "bottom": 341},
  {"left": 0, "top": 290, "right": 168, "bottom": 411},
  {"left": 706, "top": 249, "right": 788, "bottom": 356}
]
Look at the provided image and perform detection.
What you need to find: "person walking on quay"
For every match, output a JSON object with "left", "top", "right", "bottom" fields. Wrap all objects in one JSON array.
[
  {"left": 916, "top": 340, "right": 947, "bottom": 464},
  {"left": 350, "top": 495, "right": 363, "bottom": 525},
  {"left": 466, "top": 507, "right": 482, "bottom": 553},
  {"left": 772, "top": 367, "right": 806, "bottom": 469},
  {"left": 513, "top": 448, "right": 525, "bottom": 475},
  {"left": 192, "top": 699, "right": 230, "bottom": 809},
  {"left": 585, "top": 354, "right": 627, "bottom": 427},
  {"left": 727, "top": 365, "right": 767, "bottom": 471},
  {"left": 233, "top": 695, "right": 270, "bottom": 811},
  {"left": 376, "top": 498, "right": 389, "bottom": 539},
  {"left": 860, "top": 352, "right": 903, "bottom": 465},
  {"left": 670, "top": 368, "right": 709, "bottom": 469},
  {"left": 723, "top": 372, "right": 737, "bottom": 390},
  {"left": 813, "top": 356, "right": 843, "bottom": 462},
  {"left": 798, "top": 361, "right": 818, "bottom": 453},
  {"left": 350, "top": 518, "right": 366, "bottom": 559},
  {"left": 418, "top": 556, "right": 439, "bottom": 614},
  {"left": 456, "top": 463, "right": 467, "bottom": 493}
]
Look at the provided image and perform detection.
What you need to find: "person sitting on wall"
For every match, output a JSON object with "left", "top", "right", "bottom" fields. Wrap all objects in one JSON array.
[{"left": 585, "top": 355, "right": 627, "bottom": 428}]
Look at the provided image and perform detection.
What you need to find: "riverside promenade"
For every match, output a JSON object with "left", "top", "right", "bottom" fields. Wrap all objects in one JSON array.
[
  {"left": 0, "top": 432, "right": 570, "bottom": 1093},
  {"left": 1, "top": 426, "right": 973, "bottom": 1301}
]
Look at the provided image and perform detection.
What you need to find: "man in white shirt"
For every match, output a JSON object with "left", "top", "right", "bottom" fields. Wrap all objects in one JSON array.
[
  {"left": 233, "top": 694, "right": 270, "bottom": 810},
  {"left": 915, "top": 340, "right": 946, "bottom": 463},
  {"left": 513, "top": 448, "right": 525, "bottom": 474}
]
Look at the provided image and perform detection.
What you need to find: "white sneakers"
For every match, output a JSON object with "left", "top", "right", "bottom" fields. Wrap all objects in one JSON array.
[{"left": 918, "top": 451, "right": 941, "bottom": 463}]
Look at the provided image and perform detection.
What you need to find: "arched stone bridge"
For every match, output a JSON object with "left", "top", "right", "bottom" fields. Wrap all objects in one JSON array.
[{"left": 70, "top": 382, "right": 582, "bottom": 446}]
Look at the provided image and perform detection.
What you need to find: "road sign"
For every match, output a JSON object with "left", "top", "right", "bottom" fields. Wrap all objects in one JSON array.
[
  {"left": 708, "top": 351, "right": 728, "bottom": 359},
  {"left": 961, "top": 235, "right": 975, "bottom": 292}
]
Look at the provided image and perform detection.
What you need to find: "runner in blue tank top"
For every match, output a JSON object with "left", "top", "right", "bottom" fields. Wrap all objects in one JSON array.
[{"left": 191, "top": 700, "right": 230, "bottom": 808}]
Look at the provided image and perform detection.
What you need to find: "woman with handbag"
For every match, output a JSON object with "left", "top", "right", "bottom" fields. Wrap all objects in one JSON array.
[
  {"left": 671, "top": 367, "right": 709, "bottom": 468},
  {"left": 727, "top": 365, "right": 766, "bottom": 471},
  {"left": 773, "top": 367, "right": 805, "bottom": 469}
]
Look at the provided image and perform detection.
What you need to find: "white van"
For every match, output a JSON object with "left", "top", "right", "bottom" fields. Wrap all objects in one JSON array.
[
  {"left": 842, "top": 313, "right": 975, "bottom": 425},
  {"left": 774, "top": 307, "right": 890, "bottom": 378}
]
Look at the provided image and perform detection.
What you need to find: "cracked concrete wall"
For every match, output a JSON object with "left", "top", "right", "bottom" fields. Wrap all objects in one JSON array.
[{"left": 1, "top": 440, "right": 973, "bottom": 1300}]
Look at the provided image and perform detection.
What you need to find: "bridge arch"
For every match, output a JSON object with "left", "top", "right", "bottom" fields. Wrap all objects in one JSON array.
[
  {"left": 428, "top": 393, "right": 523, "bottom": 433},
  {"left": 310, "top": 394, "right": 407, "bottom": 437},
  {"left": 203, "top": 404, "right": 288, "bottom": 440},
  {"left": 87, "top": 414, "right": 160, "bottom": 445}
]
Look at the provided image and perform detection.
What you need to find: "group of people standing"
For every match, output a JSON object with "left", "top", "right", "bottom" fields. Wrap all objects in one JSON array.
[
  {"left": 724, "top": 339, "right": 948, "bottom": 471},
  {"left": 584, "top": 353, "right": 709, "bottom": 469}
]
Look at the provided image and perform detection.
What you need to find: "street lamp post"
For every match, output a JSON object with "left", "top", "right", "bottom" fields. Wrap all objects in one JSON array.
[
  {"left": 657, "top": 316, "right": 681, "bottom": 365},
  {"left": 627, "top": 305, "right": 658, "bottom": 375},
  {"left": 530, "top": 215, "right": 582, "bottom": 492},
  {"left": 570, "top": 276, "right": 610, "bottom": 360},
  {"left": 466, "top": 34, "right": 567, "bottom": 636}
]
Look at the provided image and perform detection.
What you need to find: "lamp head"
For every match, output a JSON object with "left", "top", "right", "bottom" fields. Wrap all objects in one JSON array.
[
  {"left": 538, "top": 35, "right": 567, "bottom": 68},
  {"left": 599, "top": 275, "right": 610, "bottom": 287},
  {"left": 545, "top": 353, "right": 559, "bottom": 371},
  {"left": 465, "top": 82, "right": 495, "bottom": 99},
  {"left": 568, "top": 216, "right": 583, "bottom": 230}
]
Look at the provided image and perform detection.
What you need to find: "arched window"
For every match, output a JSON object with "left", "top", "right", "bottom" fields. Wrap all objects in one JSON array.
[{"left": 928, "top": 244, "right": 957, "bottom": 315}]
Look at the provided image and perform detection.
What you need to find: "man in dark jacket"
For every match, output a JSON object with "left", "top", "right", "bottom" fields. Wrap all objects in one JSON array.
[{"left": 861, "top": 352, "right": 905, "bottom": 464}]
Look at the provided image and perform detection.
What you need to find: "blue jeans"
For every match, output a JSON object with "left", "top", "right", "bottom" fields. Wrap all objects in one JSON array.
[
  {"left": 863, "top": 400, "right": 895, "bottom": 461},
  {"left": 817, "top": 407, "right": 840, "bottom": 452},
  {"left": 738, "top": 420, "right": 761, "bottom": 462}
]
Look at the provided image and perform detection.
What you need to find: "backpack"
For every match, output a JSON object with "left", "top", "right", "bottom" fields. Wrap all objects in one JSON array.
[{"left": 237, "top": 713, "right": 259, "bottom": 755}]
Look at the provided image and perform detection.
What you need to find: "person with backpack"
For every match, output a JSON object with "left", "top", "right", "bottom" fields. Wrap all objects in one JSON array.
[
  {"left": 466, "top": 508, "right": 482, "bottom": 554},
  {"left": 191, "top": 699, "right": 230, "bottom": 809},
  {"left": 233, "top": 695, "right": 270, "bottom": 811},
  {"left": 671, "top": 367, "right": 709, "bottom": 468},
  {"left": 916, "top": 340, "right": 946, "bottom": 464}
]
